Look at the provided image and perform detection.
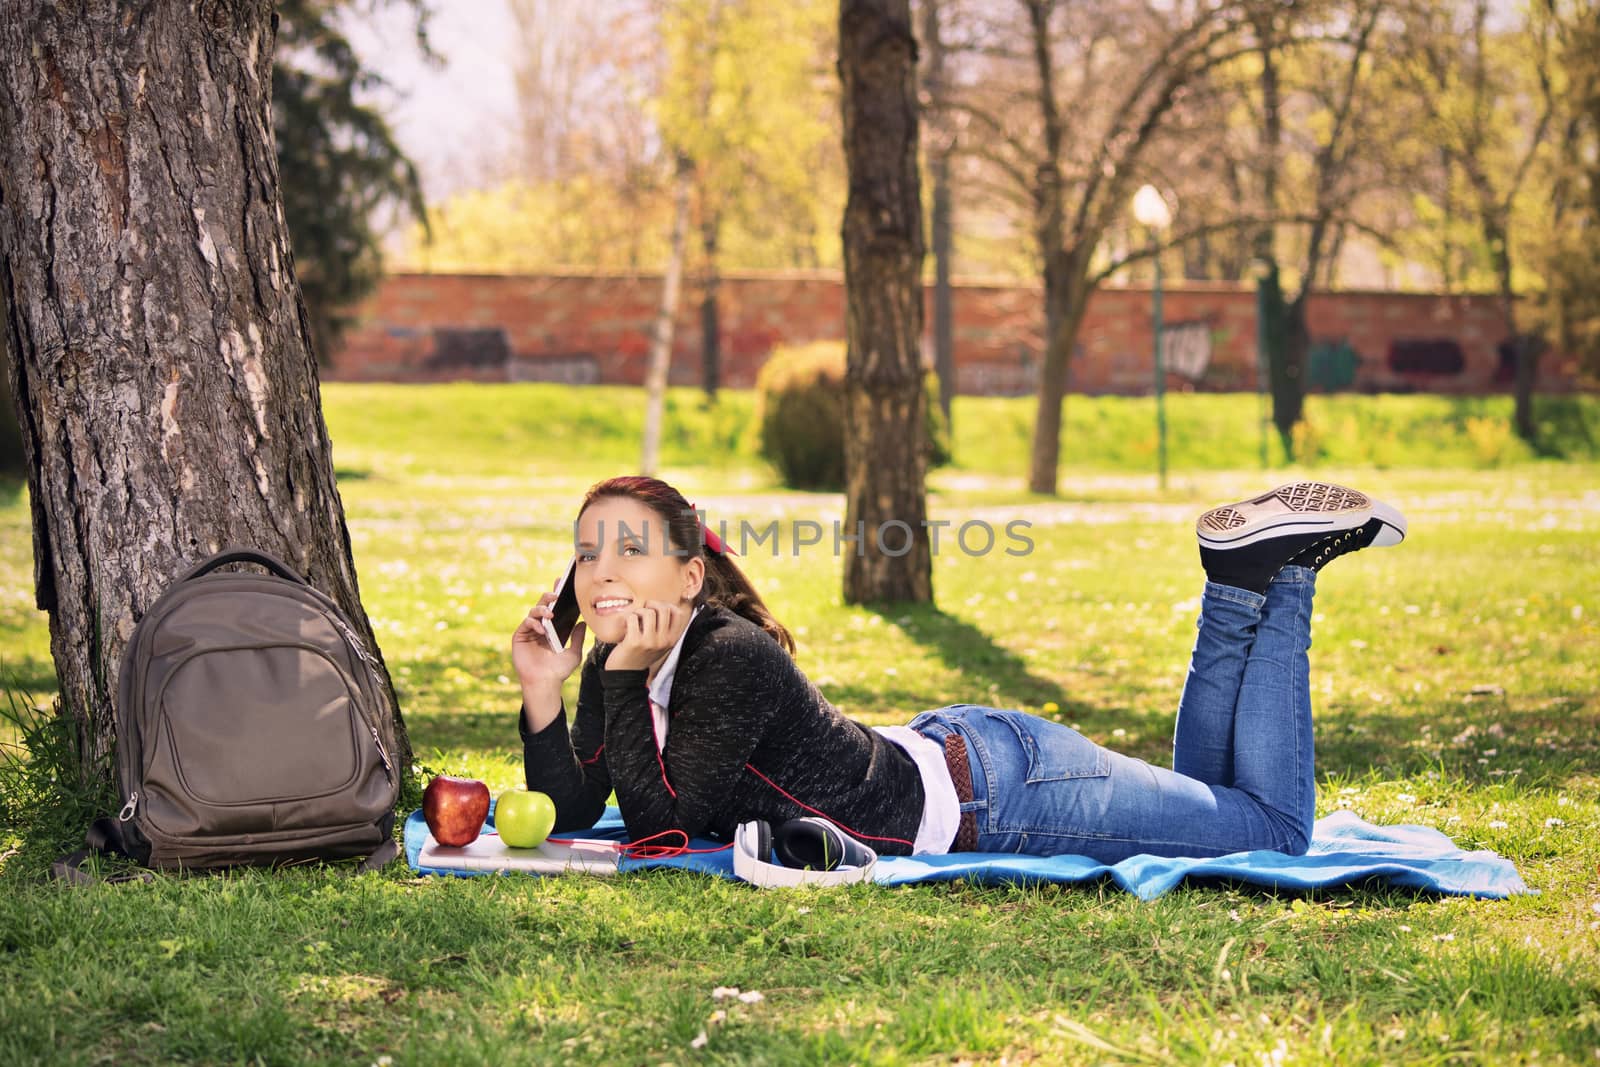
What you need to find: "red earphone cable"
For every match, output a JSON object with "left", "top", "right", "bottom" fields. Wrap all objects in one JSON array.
[
  {"left": 483, "top": 827, "right": 732, "bottom": 861},
  {"left": 743, "top": 762, "right": 915, "bottom": 850}
]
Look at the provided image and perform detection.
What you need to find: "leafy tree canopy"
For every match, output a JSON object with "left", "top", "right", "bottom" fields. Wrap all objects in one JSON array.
[{"left": 273, "top": 0, "right": 429, "bottom": 361}]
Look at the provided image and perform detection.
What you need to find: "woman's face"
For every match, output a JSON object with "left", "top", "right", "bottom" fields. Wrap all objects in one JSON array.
[{"left": 573, "top": 495, "right": 704, "bottom": 646}]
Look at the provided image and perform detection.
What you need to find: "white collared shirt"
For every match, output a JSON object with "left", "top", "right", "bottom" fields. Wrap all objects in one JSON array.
[{"left": 645, "top": 604, "right": 704, "bottom": 752}]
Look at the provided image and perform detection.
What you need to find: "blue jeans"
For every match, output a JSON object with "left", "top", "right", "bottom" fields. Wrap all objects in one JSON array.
[{"left": 907, "top": 566, "right": 1317, "bottom": 862}]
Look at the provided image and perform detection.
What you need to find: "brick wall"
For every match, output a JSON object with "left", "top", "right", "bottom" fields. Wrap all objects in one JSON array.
[{"left": 329, "top": 271, "right": 1587, "bottom": 395}]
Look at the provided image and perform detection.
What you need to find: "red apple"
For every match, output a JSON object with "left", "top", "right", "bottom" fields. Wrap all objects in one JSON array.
[{"left": 423, "top": 775, "right": 490, "bottom": 847}]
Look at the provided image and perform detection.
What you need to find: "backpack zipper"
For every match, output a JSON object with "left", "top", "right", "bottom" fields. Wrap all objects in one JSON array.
[
  {"left": 369, "top": 725, "right": 393, "bottom": 778},
  {"left": 329, "top": 611, "right": 383, "bottom": 676},
  {"left": 118, "top": 790, "right": 139, "bottom": 822},
  {"left": 329, "top": 612, "right": 398, "bottom": 781}
]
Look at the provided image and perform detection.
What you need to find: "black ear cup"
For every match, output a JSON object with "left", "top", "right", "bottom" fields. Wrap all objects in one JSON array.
[{"left": 771, "top": 817, "right": 875, "bottom": 871}]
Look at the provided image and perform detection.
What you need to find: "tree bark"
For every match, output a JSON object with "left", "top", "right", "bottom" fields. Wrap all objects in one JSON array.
[
  {"left": 1024, "top": 0, "right": 1070, "bottom": 496},
  {"left": 1491, "top": 223, "right": 1541, "bottom": 443},
  {"left": 0, "top": 0, "right": 412, "bottom": 780},
  {"left": 1280, "top": 288, "right": 1311, "bottom": 442},
  {"left": 1028, "top": 242, "right": 1090, "bottom": 495},
  {"left": 1259, "top": 263, "right": 1298, "bottom": 458},
  {"left": 921, "top": 0, "right": 955, "bottom": 423},
  {"left": 1251, "top": 9, "right": 1302, "bottom": 458},
  {"left": 839, "top": 0, "right": 931, "bottom": 605},
  {"left": 640, "top": 153, "right": 691, "bottom": 477}
]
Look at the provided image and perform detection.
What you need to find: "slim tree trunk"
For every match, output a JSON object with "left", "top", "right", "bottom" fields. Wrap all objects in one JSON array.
[
  {"left": 640, "top": 154, "right": 692, "bottom": 477},
  {"left": 1497, "top": 247, "right": 1541, "bottom": 443},
  {"left": 0, "top": 0, "right": 412, "bottom": 778},
  {"left": 1259, "top": 263, "right": 1298, "bottom": 458},
  {"left": 922, "top": 0, "right": 955, "bottom": 423},
  {"left": 1511, "top": 329, "right": 1541, "bottom": 443},
  {"left": 1027, "top": 238, "right": 1089, "bottom": 497},
  {"left": 1476, "top": 208, "right": 1539, "bottom": 442},
  {"left": 699, "top": 211, "right": 721, "bottom": 403},
  {"left": 839, "top": 0, "right": 931, "bottom": 604},
  {"left": 1282, "top": 289, "right": 1311, "bottom": 434},
  {"left": 1024, "top": 0, "right": 1076, "bottom": 497},
  {"left": 1252, "top": 10, "right": 1301, "bottom": 457}
]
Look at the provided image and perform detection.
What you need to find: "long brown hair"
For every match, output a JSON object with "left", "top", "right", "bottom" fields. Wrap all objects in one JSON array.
[{"left": 577, "top": 476, "right": 797, "bottom": 656}]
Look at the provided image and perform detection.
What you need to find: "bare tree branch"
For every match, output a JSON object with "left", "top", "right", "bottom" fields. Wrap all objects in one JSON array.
[
  {"left": 1502, "top": 12, "right": 1558, "bottom": 213},
  {"left": 1023, "top": 0, "right": 1066, "bottom": 170},
  {"left": 1089, "top": 210, "right": 1401, "bottom": 285},
  {"left": 938, "top": 97, "right": 1040, "bottom": 178}
]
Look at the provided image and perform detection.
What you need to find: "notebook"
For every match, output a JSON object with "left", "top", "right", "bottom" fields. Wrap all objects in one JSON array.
[{"left": 416, "top": 829, "right": 621, "bottom": 875}]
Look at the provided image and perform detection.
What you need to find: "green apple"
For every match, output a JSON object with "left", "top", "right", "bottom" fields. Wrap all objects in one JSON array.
[{"left": 495, "top": 789, "right": 557, "bottom": 848}]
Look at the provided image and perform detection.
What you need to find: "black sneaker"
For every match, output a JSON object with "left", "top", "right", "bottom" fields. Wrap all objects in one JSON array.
[
  {"left": 1285, "top": 516, "right": 1405, "bottom": 573},
  {"left": 1196, "top": 482, "right": 1406, "bottom": 594}
]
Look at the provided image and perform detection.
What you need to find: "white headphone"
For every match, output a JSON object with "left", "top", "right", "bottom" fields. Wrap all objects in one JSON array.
[{"left": 733, "top": 816, "right": 879, "bottom": 888}]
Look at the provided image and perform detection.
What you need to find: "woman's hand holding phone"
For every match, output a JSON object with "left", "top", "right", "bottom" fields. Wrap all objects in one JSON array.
[
  {"left": 513, "top": 590, "right": 586, "bottom": 684},
  {"left": 513, "top": 589, "right": 586, "bottom": 734}
]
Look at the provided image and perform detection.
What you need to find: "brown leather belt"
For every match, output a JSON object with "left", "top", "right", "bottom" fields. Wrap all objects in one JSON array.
[{"left": 942, "top": 733, "right": 979, "bottom": 852}]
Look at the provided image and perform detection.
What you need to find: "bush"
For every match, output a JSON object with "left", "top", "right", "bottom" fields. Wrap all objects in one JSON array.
[
  {"left": 754, "top": 342, "right": 950, "bottom": 490},
  {"left": 755, "top": 342, "right": 848, "bottom": 489}
]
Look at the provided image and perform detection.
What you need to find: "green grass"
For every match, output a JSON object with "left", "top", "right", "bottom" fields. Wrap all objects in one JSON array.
[{"left": 2, "top": 386, "right": 1598, "bottom": 1064}]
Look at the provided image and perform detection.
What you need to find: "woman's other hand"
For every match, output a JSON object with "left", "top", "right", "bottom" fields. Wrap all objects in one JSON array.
[{"left": 604, "top": 599, "right": 688, "bottom": 673}]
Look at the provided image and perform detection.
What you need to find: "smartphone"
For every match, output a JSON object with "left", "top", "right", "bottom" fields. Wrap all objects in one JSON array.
[{"left": 543, "top": 557, "right": 581, "bottom": 653}]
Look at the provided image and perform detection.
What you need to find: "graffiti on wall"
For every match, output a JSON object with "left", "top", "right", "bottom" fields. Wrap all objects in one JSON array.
[
  {"left": 1162, "top": 322, "right": 1214, "bottom": 382},
  {"left": 509, "top": 354, "right": 601, "bottom": 385}
]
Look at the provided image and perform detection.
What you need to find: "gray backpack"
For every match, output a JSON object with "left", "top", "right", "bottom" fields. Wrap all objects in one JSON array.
[{"left": 103, "top": 548, "right": 400, "bottom": 871}]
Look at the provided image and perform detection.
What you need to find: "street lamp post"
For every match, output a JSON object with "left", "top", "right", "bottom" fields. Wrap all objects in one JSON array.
[{"left": 1132, "top": 185, "right": 1172, "bottom": 491}]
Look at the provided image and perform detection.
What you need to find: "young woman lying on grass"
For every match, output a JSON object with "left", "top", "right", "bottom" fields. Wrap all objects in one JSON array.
[{"left": 511, "top": 476, "right": 1405, "bottom": 862}]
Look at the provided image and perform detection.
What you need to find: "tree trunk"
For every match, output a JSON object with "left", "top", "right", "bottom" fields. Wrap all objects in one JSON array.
[
  {"left": 1023, "top": 0, "right": 1075, "bottom": 498},
  {"left": 1259, "top": 264, "right": 1300, "bottom": 459},
  {"left": 699, "top": 211, "right": 721, "bottom": 404},
  {"left": 1511, "top": 328, "right": 1543, "bottom": 443},
  {"left": 1026, "top": 243, "right": 1089, "bottom": 496},
  {"left": 1488, "top": 220, "right": 1540, "bottom": 443},
  {"left": 921, "top": 0, "right": 955, "bottom": 423},
  {"left": 640, "top": 154, "right": 692, "bottom": 477},
  {"left": 1252, "top": 11, "right": 1301, "bottom": 457},
  {"left": 839, "top": 0, "right": 931, "bottom": 605},
  {"left": 1281, "top": 288, "right": 1311, "bottom": 445},
  {"left": 0, "top": 0, "right": 412, "bottom": 780}
]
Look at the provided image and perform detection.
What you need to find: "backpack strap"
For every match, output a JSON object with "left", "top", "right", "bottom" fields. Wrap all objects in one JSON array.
[
  {"left": 49, "top": 817, "right": 156, "bottom": 886},
  {"left": 177, "top": 548, "right": 309, "bottom": 586},
  {"left": 356, "top": 838, "right": 400, "bottom": 874}
]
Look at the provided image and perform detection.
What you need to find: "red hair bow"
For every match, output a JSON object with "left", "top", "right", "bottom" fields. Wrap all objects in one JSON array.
[{"left": 688, "top": 501, "right": 737, "bottom": 557}]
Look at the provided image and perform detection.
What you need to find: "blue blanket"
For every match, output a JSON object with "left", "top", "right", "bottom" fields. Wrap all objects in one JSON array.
[{"left": 403, "top": 807, "right": 1527, "bottom": 901}]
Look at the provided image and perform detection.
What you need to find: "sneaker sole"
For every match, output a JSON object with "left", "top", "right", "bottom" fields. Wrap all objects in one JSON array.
[
  {"left": 1367, "top": 499, "right": 1407, "bottom": 547},
  {"left": 1197, "top": 482, "right": 1378, "bottom": 550}
]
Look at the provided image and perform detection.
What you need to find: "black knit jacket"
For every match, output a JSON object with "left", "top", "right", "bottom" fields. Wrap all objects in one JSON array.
[{"left": 519, "top": 602, "right": 926, "bottom": 855}]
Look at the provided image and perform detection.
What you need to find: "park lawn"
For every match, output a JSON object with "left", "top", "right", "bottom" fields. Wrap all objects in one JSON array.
[{"left": 0, "top": 385, "right": 1597, "bottom": 1064}]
